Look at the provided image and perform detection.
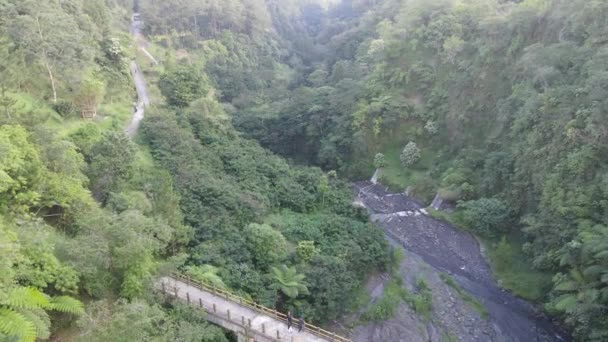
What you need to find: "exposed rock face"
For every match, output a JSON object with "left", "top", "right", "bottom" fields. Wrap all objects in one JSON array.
[{"left": 347, "top": 182, "right": 569, "bottom": 342}]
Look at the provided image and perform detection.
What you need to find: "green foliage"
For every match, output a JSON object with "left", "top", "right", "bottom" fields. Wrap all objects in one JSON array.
[
  {"left": 487, "top": 236, "right": 552, "bottom": 301},
  {"left": 424, "top": 120, "right": 438, "bottom": 136},
  {"left": 0, "top": 286, "right": 83, "bottom": 342},
  {"left": 74, "top": 71, "right": 106, "bottom": 113},
  {"left": 296, "top": 241, "right": 319, "bottom": 262},
  {"left": 400, "top": 142, "right": 421, "bottom": 168},
  {"left": 87, "top": 131, "right": 136, "bottom": 200},
  {"left": 141, "top": 101, "right": 389, "bottom": 322},
  {"left": 184, "top": 265, "right": 226, "bottom": 289},
  {"left": 361, "top": 278, "right": 407, "bottom": 322},
  {"left": 271, "top": 265, "right": 309, "bottom": 299},
  {"left": 373, "top": 153, "right": 387, "bottom": 169},
  {"left": 77, "top": 299, "right": 227, "bottom": 342},
  {"left": 407, "top": 278, "right": 433, "bottom": 320},
  {"left": 245, "top": 223, "right": 289, "bottom": 269},
  {"left": 10, "top": 0, "right": 608, "bottom": 339},
  {"left": 458, "top": 198, "right": 511, "bottom": 237},
  {"left": 52, "top": 100, "right": 76, "bottom": 117},
  {"left": 159, "top": 64, "right": 207, "bottom": 107}
]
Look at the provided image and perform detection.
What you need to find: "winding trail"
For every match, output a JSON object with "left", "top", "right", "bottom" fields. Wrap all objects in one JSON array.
[
  {"left": 353, "top": 181, "right": 570, "bottom": 342},
  {"left": 125, "top": 13, "right": 155, "bottom": 138}
]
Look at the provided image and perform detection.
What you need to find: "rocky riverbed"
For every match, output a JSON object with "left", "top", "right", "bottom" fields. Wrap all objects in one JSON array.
[{"left": 346, "top": 181, "right": 569, "bottom": 342}]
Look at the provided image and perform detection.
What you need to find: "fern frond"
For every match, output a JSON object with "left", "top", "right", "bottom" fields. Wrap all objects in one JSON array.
[
  {"left": 0, "top": 308, "right": 37, "bottom": 342},
  {"left": 17, "top": 307, "right": 51, "bottom": 339},
  {"left": 48, "top": 296, "right": 85, "bottom": 315},
  {"left": 2, "top": 287, "right": 49, "bottom": 310}
]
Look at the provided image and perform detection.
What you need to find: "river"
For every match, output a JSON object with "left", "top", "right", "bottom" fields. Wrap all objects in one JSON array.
[{"left": 350, "top": 181, "right": 570, "bottom": 342}]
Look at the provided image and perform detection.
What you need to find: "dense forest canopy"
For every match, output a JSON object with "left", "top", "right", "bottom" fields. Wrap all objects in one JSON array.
[
  {"left": 0, "top": 0, "right": 607, "bottom": 340},
  {"left": 139, "top": 0, "right": 608, "bottom": 339}
]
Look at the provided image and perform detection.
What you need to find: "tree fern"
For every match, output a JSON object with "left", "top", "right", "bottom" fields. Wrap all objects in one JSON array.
[
  {"left": 0, "top": 308, "right": 37, "bottom": 342},
  {"left": 17, "top": 307, "right": 51, "bottom": 340},
  {"left": 48, "top": 296, "right": 85, "bottom": 315},
  {"left": 271, "top": 265, "right": 309, "bottom": 299},
  {"left": 0, "top": 286, "right": 84, "bottom": 341},
  {"left": 2, "top": 287, "right": 49, "bottom": 310}
]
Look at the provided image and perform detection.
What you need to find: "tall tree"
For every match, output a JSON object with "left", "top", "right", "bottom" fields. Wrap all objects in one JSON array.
[{"left": 7, "top": 0, "right": 93, "bottom": 102}]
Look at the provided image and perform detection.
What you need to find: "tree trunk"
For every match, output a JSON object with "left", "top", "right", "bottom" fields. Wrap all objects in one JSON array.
[
  {"left": 44, "top": 61, "right": 57, "bottom": 103},
  {"left": 36, "top": 16, "right": 57, "bottom": 103}
]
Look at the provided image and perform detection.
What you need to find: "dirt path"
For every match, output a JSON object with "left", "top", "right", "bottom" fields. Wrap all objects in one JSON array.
[{"left": 350, "top": 181, "right": 570, "bottom": 342}]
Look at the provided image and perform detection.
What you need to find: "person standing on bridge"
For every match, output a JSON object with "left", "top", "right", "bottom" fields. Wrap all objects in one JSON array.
[
  {"left": 298, "top": 316, "right": 304, "bottom": 333},
  {"left": 287, "top": 311, "right": 293, "bottom": 331}
]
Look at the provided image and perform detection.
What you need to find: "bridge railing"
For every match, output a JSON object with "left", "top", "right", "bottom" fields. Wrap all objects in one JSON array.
[{"left": 168, "top": 272, "right": 352, "bottom": 342}]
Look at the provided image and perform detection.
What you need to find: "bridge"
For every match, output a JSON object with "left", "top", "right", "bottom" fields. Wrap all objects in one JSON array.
[{"left": 159, "top": 274, "right": 351, "bottom": 342}]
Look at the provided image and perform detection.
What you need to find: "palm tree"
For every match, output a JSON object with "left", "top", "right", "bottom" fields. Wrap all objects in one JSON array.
[
  {"left": 0, "top": 286, "right": 84, "bottom": 342},
  {"left": 271, "top": 265, "right": 310, "bottom": 300}
]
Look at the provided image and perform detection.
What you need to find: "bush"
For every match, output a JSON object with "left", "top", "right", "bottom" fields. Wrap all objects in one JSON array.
[
  {"left": 400, "top": 142, "right": 421, "bottom": 167},
  {"left": 361, "top": 278, "right": 407, "bottom": 321},
  {"left": 53, "top": 100, "right": 76, "bottom": 117}
]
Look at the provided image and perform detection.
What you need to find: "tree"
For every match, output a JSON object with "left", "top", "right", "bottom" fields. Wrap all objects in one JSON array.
[
  {"left": 458, "top": 198, "right": 511, "bottom": 236},
  {"left": 424, "top": 120, "right": 438, "bottom": 135},
  {"left": 159, "top": 64, "right": 207, "bottom": 107},
  {"left": 271, "top": 265, "right": 310, "bottom": 299},
  {"left": 244, "top": 223, "right": 289, "bottom": 268},
  {"left": 296, "top": 241, "right": 318, "bottom": 262},
  {"left": 400, "top": 142, "right": 421, "bottom": 167},
  {"left": 373, "top": 153, "right": 387, "bottom": 169},
  {"left": 74, "top": 72, "right": 106, "bottom": 118},
  {"left": 8, "top": 0, "right": 93, "bottom": 102},
  {"left": 87, "top": 131, "right": 136, "bottom": 200},
  {"left": 0, "top": 37, "right": 23, "bottom": 120}
]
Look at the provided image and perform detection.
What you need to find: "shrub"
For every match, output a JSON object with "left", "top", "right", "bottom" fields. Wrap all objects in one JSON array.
[{"left": 53, "top": 100, "right": 76, "bottom": 117}]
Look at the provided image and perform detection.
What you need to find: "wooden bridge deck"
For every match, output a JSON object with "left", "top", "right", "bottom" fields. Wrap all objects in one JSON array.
[{"left": 159, "top": 275, "right": 350, "bottom": 342}]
